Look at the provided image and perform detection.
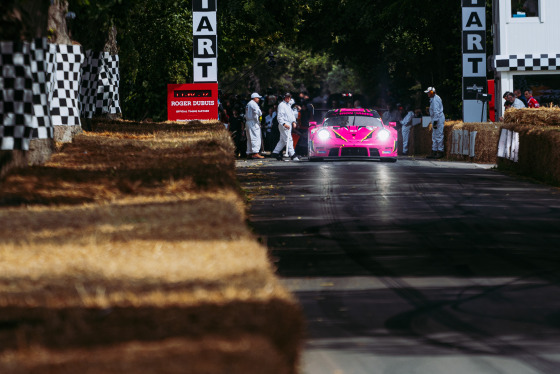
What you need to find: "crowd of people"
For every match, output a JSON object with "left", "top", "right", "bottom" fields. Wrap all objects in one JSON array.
[
  {"left": 215, "top": 83, "right": 554, "bottom": 165},
  {"left": 218, "top": 90, "right": 325, "bottom": 160},
  {"left": 500, "top": 88, "right": 540, "bottom": 120},
  {"left": 223, "top": 85, "right": 550, "bottom": 160},
  {"left": 218, "top": 89, "right": 435, "bottom": 160}
]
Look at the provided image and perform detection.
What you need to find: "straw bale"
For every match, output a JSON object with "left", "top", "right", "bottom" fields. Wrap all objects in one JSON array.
[
  {"left": 0, "top": 336, "right": 292, "bottom": 374},
  {"left": 0, "top": 119, "right": 304, "bottom": 373},
  {"left": 443, "top": 121, "right": 501, "bottom": 163},
  {"left": 408, "top": 123, "right": 433, "bottom": 156},
  {"left": 496, "top": 108, "right": 560, "bottom": 185},
  {"left": 504, "top": 107, "right": 560, "bottom": 127},
  {"left": 497, "top": 124, "right": 560, "bottom": 186},
  {"left": 407, "top": 120, "right": 500, "bottom": 163}
]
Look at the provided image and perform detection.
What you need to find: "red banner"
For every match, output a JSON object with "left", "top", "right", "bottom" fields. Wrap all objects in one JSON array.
[{"left": 167, "top": 83, "right": 218, "bottom": 121}]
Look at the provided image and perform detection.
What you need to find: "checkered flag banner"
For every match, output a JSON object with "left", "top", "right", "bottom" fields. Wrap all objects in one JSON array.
[
  {"left": 80, "top": 51, "right": 121, "bottom": 118},
  {"left": 1, "top": 41, "right": 121, "bottom": 150},
  {"left": 494, "top": 54, "right": 560, "bottom": 72},
  {"left": 50, "top": 44, "right": 84, "bottom": 127},
  {"left": 0, "top": 38, "right": 53, "bottom": 151},
  {"left": 31, "top": 38, "right": 56, "bottom": 140}
]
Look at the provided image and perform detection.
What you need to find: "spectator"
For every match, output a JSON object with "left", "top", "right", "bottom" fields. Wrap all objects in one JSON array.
[
  {"left": 506, "top": 92, "right": 525, "bottom": 109},
  {"left": 263, "top": 107, "right": 276, "bottom": 152},
  {"left": 514, "top": 89, "right": 528, "bottom": 107},
  {"left": 271, "top": 93, "right": 300, "bottom": 162},
  {"left": 220, "top": 108, "right": 230, "bottom": 129},
  {"left": 228, "top": 108, "right": 246, "bottom": 157},
  {"left": 382, "top": 102, "right": 402, "bottom": 125},
  {"left": 245, "top": 92, "right": 264, "bottom": 159},
  {"left": 270, "top": 103, "right": 280, "bottom": 149},
  {"left": 296, "top": 93, "right": 313, "bottom": 156},
  {"left": 525, "top": 90, "right": 540, "bottom": 108},
  {"left": 499, "top": 101, "right": 512, "bottom": 121},
  {"left": 424, "top": 86, "right": 445, "bottom": 159},
  {"left": 330, "top": 99, "right": 339, "bottom": 109},
  {"left": 523, "top": 0, "right": 538, "bottom": 16},
  {"left": 399, "top": 105, "right": 415, "bottom": 155}
]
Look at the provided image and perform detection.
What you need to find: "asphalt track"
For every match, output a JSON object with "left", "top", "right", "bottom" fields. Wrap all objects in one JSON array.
[{"left": 236, "top": 157, "right": 560, "bottom": 374}]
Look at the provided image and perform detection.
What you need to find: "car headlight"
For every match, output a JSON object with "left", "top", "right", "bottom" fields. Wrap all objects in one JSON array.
[
  {"left": 377, "top": 129, "right": 390, "bottom": 141},
  {"left": 317, "top": 129, "right": 330, "bottom": 141}
]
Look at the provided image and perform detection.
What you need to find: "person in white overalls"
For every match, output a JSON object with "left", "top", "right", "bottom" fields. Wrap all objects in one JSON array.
[
  {"left": 245, "top": 92, "right": 263, "bottom": 159},
  {"left": 271, "top": 93, "right": 300, "bottom": 161},
  {"left": 425, "top": 86, "right": 445, "bottom": 159},
  {"left": 399, "top": 105, "right": 415, "bottom": 155}
]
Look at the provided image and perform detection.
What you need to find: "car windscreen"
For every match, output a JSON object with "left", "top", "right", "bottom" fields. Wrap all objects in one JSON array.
[
  {"left": 354, "top": 116, "right": 383, "bottom": 127},
  {"left": 324, "top": 115, "right": 383, "bottom": 127}
]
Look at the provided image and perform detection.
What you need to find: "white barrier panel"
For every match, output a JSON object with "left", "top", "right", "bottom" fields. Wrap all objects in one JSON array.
[
  {"left": 451, "top": 129, "right": 477, "bottom": 157},
  {"left": 497, "top": 129, "right": 519, "bottom": 162}
]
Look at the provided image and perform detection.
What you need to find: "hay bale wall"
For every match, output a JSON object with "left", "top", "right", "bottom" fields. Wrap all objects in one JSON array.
[
  {"left": 0, "top": 120, "right": 304, "bottom": 374},
  {"left": 497, "top": 108, "right": 560, "bottom": 186},
  {"left": 406, "top": 120, "right": 500, "bottom": 163}
]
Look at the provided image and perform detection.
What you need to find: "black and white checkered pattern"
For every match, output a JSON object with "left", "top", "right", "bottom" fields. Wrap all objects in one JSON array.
[
  {"left": 1, "top": 41, "right": 35, "bottom": 150},
  {"left": 1, "top": 40, "right": 121, "bottom": 150},
  {"left": 49, "top": 44, "right": 84, "bottom": 127},
  {"left": 494, "top": 54, "right": 560, "bottom": 72},
  {"left": 30, "top": 38, "right": 55, "bottom": 140},
  {"left": 80, "top": 51, "right": 121, "bottom": 118}
]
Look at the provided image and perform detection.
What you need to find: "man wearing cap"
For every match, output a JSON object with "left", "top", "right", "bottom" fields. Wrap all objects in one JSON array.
[
  {"left": 245, "top": 92, "right": 264, "bottom": 159},
  {"left": 424, "top": 86, "right": 445, "bottom": 159},
  {"left": 271, "top": 93, "right": 300, "bottom": 161},
  {"left": 505, "top": 92, "right": 525, "bottom": 109}
]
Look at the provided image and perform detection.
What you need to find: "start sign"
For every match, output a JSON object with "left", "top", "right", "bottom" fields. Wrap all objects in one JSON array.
[
  {"left": 193, "top": 0, "right": 217, "bottom": 83},
  {"left": 167, "top": 83, "right": 218, "bottom": 121},
  {"left": 462, "top": 0, "right": 487, "bottom": 122}
]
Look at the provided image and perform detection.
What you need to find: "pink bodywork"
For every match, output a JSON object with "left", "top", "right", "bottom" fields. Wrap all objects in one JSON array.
[{"left": 308, "top": 108, "right": 398, "bottom": 160}]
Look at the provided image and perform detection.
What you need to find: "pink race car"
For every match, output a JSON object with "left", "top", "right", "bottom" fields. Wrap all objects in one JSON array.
[{"left": 308, "top": 108, "right": 398, "bottom": 162}]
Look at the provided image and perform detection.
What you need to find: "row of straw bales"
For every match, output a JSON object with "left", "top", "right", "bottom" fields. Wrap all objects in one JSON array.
[
  {"left": 405, "top": 108, "right": 560, "bottom": 183},
  {"left": 0, "top": 120, "right": 304, "bottom": 374},
  {"left": 406, "top": 120, "right": 500, "bottom": 163},
  {"left": 497, "top": 107, "right": 560, "bottom": 185}
]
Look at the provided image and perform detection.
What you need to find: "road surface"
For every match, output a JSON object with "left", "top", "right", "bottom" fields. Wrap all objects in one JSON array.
[{"left": 236, "top": 157, "right": 560, "bottom": 374}]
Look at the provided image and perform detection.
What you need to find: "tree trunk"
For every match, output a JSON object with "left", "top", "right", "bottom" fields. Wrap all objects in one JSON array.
[
  {"left": 47, "top": 0, "right": 72, "bottom": 45},
  {"left": 0, "top": 1, "right": 53, "bottom": 178},
  {"left": 0, "top": 0, "right": 49, "bottom": 41}
]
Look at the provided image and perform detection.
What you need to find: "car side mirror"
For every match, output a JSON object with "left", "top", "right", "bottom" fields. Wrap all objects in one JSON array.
[
  {"left": 389, "top": 122, "right": 397, "bottom": 127},
  {"left": 309, "top": 121, "right": 318, "bottom": 130}
]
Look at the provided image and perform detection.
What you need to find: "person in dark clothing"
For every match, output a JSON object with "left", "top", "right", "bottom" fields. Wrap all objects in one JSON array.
[{"left": 228, "top": 108, "right": 246, "bottom": 157}]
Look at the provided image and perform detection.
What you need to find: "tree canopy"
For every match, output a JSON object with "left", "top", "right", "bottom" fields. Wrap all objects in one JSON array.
[{"left": 64, "top": 0, "right": 493, "bottom": 121}]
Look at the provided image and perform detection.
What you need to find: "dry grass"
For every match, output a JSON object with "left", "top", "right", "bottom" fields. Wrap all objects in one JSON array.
[{"left": 0, "top": 120, "right": 303, "bottom": 374}]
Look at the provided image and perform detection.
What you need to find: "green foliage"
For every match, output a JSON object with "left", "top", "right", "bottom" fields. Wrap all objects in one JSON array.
[
  {"left": 298, "top": 0, "right": 492, "bottom": 118},
  {"left": 119, "top": 1, "right": 193, "bottom": 121},
  {"left": 67, "top": 0, "right": 494, "bottom": 120},
  {"left": 69, "top": 0, "right": 193, "bottom": 121},
  {"left": 221, "top": 43, "right": 343, "bottom": 97}
]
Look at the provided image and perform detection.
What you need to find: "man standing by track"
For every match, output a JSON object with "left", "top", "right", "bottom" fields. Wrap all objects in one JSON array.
[
  {"left": 425, "top": 86, "right": 445, "bottom": 159},
  {"left": 271, "top": 93, "right": 300, "bottom": 161},
  {"left": 246, "top": 92, "right": 264, "bottom": 159}
]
